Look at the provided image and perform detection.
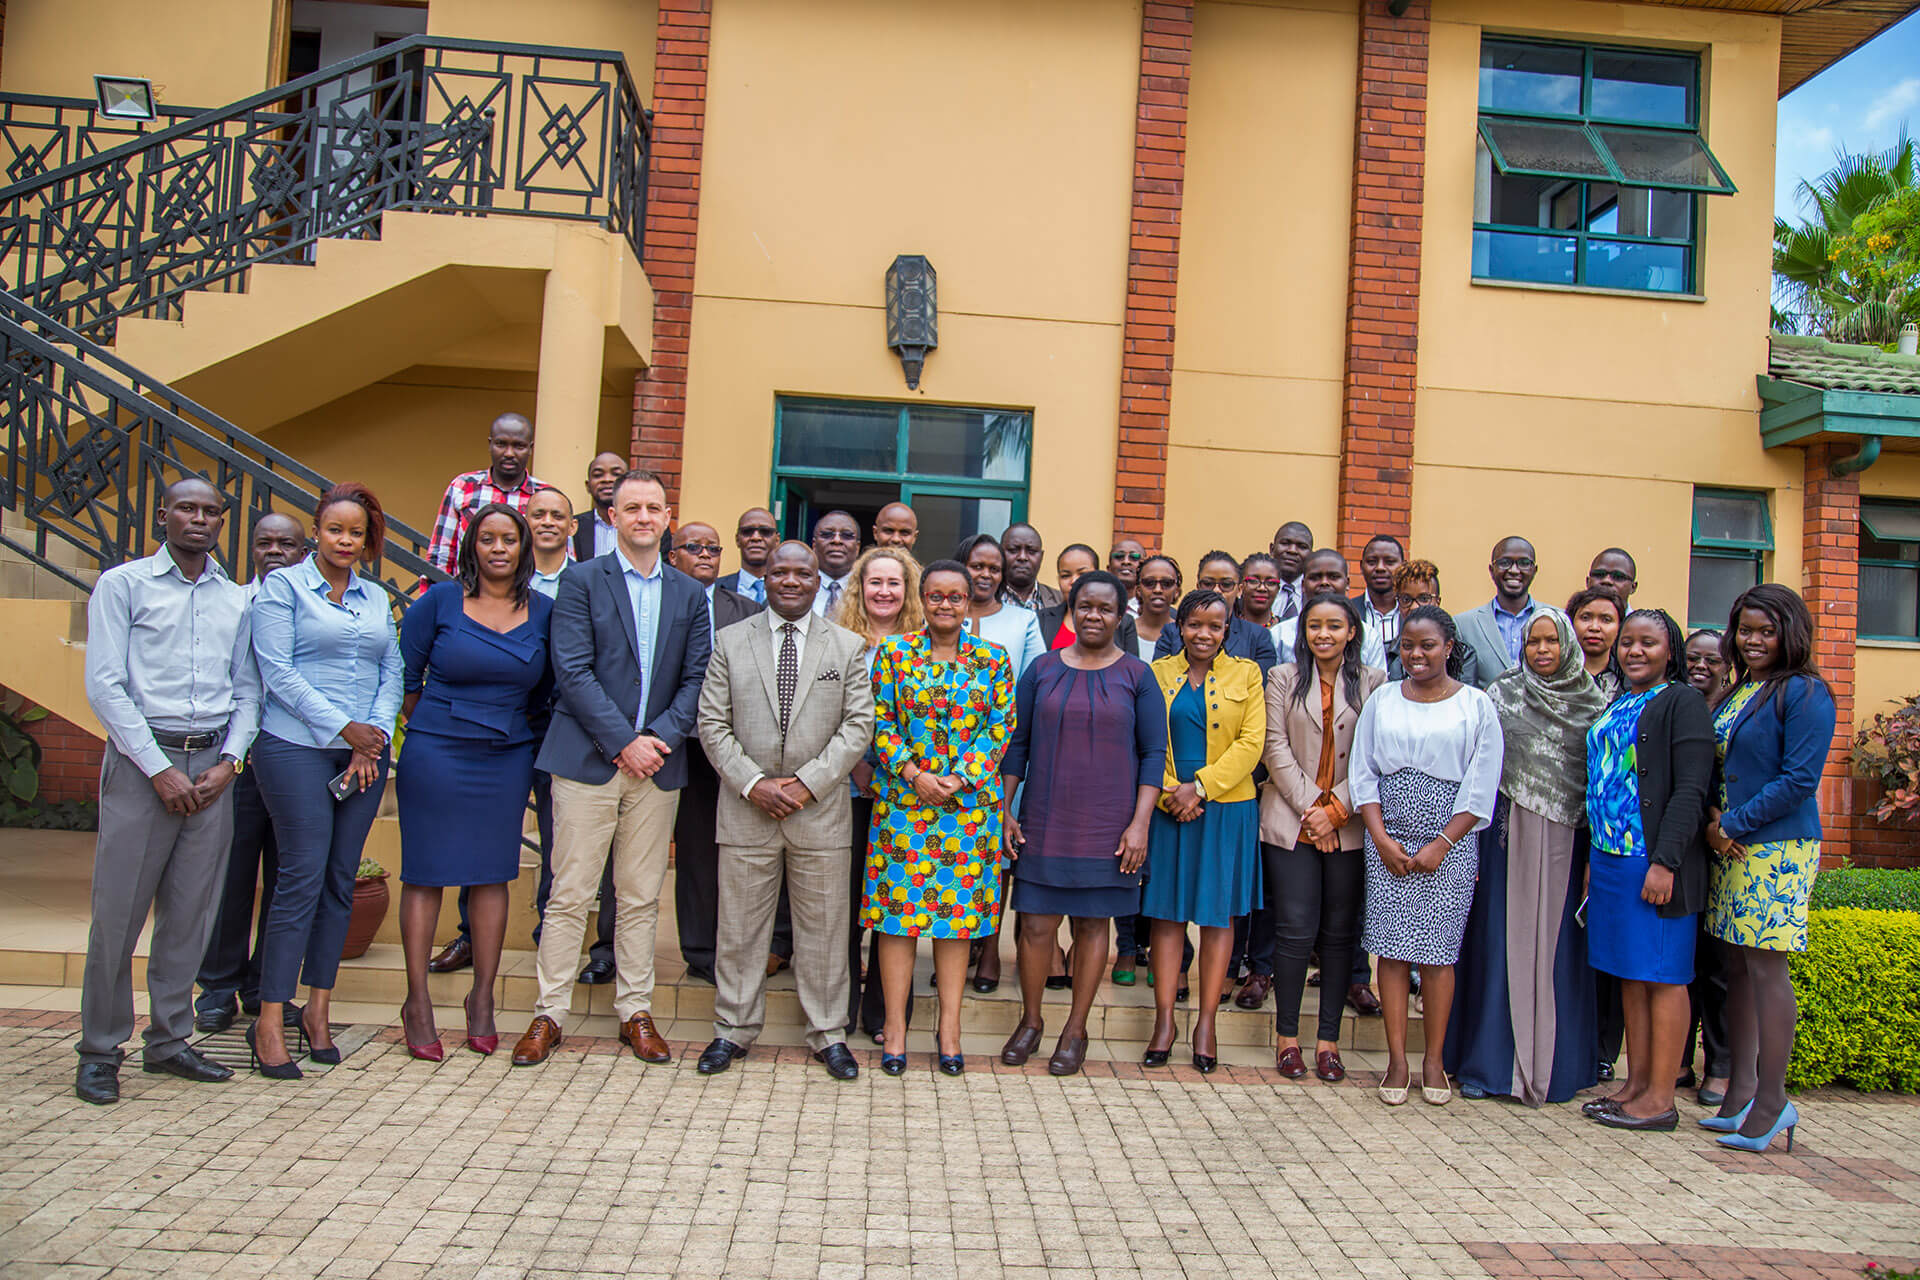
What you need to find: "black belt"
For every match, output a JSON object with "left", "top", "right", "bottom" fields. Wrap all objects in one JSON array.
[{"left": 152, "top": 728, "right": 224, "bottom": 751}]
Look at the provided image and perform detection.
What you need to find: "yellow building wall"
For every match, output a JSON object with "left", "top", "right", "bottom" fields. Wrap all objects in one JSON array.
[
  {"left": 1417, "top": 0, "right": 1791, "bottom": 617},
  {"left": 1, "top": 0, "right": 280, "bottom": 104},
  {"left": 677, "top": 0, "right": 1141, "bottom": 562},
  {"left": 426, "top": 0, "right": 657, "bottom": 91},
  {"left": 1163, "top": 0, "right": 1358, "bottom": 571}
]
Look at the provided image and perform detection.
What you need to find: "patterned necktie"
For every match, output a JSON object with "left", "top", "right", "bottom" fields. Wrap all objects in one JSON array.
[
  {"left": 826, "top": 579, "right": 842, "bottom": 612},
  {"left": 777, "top": 621, "right": 798, "bottom": 740},
  {"left": 1279, "top": 582, "right": 1299, "bottom": 622}
]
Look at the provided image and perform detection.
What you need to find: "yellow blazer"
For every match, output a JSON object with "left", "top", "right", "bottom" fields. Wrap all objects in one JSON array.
[{"left": 1149, "top": 653, "right": 1265, "bottom": 807}]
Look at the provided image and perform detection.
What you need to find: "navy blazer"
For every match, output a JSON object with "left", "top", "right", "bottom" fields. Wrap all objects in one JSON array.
[
  {"left": 1717, "top": 674, "right": 1837, "bottom": 846},
  {"left": 536, "top": 551, "right": 712, "bottom": 789},
  {"left": 1153, "top": 613, "right": 1279, "bottom": 680}
]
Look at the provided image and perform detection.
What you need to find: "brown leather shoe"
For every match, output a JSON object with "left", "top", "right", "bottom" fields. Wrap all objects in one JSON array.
[
  {"left": 619, "top": 1013, "right": 672, "bottom": 1064},
  {"left": 1276, "top": 1045, "right": 1307, "bottom": 1079},
  {"left": 1315, "top": 1049, "right": 1347, "bottom": 1082},
  {"left": 511, "top": 1015, "right": 563, "bottom": 1066},
  {"left": 1047, "top": 1031, "right": 1089, "bottom": 1077},
  {"left": 1346, "top": 983, "right": 1382, "bottom": 1016},
  {"left": 1235, "top": 973, "right": 1273, "bottom": 1010},
  {"left": 427, "top": 936, "right": 472, "bottom": 974},
  {"left": 766, "top": 953, "right": 790, "bottom": 977},
  {"left": 1000, "top": 1023, "right": 1044, "bottom": 1066}
]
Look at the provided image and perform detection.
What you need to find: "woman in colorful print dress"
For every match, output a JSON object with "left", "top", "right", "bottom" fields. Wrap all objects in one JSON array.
[
  {"left": 864, "top": 559, "right": 1016, "bottom": 1077},
  {"left": 1703, "top": 585, "right": 1836, "bottom": 1153}
]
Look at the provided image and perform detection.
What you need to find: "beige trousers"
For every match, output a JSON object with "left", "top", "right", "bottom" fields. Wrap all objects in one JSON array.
[
  {"left": 537, "top": 772, "right": 679, "bottom": 1022},
  {"left": 713, "top": 841, "right": 851, "bottom": 1052}
]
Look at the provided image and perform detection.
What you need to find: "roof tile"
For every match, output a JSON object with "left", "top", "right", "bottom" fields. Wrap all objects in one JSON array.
[{"left": 1769, "top": 333, "right": 1920, "bottom": 396}]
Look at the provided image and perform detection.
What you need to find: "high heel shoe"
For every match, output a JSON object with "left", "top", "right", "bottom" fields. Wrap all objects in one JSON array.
[
  {"left": 939, "top": 1053, "right": 965, "bottom": 1077},
  {"left": 880, "top": 1053, "right": 907, "bottom": 1076},
  {"left": 300, "top": 1010, "right": 340, "bottom": 1065},
  {"left": 1142, "top": 1048, "right": 1171, "bottom": 1068},
  {"left": 1192, "top": 1053, "right": 1217, "bottom": 1075},
  {"left": 245, "top": 1024, "right": 302, "bottom": 1080},
  {"left": 403, "top": 1008, "right": 444, "bottom": 1062},
  {"left": 1716, "top": 1101, "right": 1798, "bottom": 1153},
  {"left": 1698, "top": 1099, "right": 1755, "bottom": 1133},
  {"left": 464, "top": 994, "right": 497, "bottom": 1056}
]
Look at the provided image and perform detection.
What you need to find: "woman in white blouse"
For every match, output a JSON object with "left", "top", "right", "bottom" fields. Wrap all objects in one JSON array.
[
  {"left": 957, "top": 533, "right": 1046, "bottom": 680},
  {"left": 1350, "top": 605, "right": 1504, "bottom": 1107}
]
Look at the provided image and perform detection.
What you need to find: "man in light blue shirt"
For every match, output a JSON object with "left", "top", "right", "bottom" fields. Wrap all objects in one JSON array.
[
  {"left": 1456, "top": 536, "right": 1540, "bottom": 687},
  {"left": 78, "top": 478, "right": 260, "bottom": 1105}
]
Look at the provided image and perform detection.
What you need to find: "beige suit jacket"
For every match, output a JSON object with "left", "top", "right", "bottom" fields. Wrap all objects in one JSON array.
[
  {"left": 1259, "top": 663, "right": 1387, "bottom": 850},
  {"left": 696, "top": 608, "right": 876, "bottom": 850}
]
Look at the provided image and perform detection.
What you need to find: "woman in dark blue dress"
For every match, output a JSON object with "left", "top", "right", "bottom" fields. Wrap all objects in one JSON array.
[{"left": 396, "top": 504, "right": 553, "bottom": 1060}]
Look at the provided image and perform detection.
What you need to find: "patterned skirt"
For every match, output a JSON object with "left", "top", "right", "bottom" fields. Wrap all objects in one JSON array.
[
  {"left": 1360, "top": 769, "right": 1480, "bottom": 967},
  {"left": 861, "top": 794, "right": 1002, "bottom": 940},
  {"left": 1707, "top": 838, "right": 1818, "bottom": 952}
]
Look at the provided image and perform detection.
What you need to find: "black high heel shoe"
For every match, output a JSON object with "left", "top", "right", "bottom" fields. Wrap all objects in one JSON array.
[
  {"left": 1192, "top": 1053, "right": 1217, "bottom": 1074},
  {"left": 939, "top": 1053, "right": 965, "bottom": 1076},
  {"left": 301, "top": 1010, "right": 340, "bottom": 1065},
  {"left": 1142, "top": 1048, "right": 1171, "bottom": 1068},
  {"left": 246, "top": 1024, "right": 303, "bottom": 1080}
]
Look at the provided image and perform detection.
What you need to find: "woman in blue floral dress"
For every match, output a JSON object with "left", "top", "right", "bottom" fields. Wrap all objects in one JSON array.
[{"left": 864, "top": 560, "right": 1016, "bottom": 1075}]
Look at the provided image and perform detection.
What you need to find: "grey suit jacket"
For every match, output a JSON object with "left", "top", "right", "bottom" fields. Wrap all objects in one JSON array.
[
  {"left": 1454, "top": 601, "right": 1521, "bottom": 689},
  {"left": 696, "top": 609, "right": 876, "bottom": 850}
]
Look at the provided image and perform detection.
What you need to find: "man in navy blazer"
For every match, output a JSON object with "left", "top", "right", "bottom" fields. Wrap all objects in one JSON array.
[{"left": 513, "top": 470, "right": 712, "bottom": 1068}]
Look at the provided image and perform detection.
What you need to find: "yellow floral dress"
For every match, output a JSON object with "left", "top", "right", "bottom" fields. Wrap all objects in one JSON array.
[{"left": 1707, "top": 681, "right": 1819, "bottom": 952}]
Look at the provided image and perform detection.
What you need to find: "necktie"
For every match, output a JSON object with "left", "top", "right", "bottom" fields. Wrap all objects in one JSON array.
[
  {"left": 747, "top": 576, "right": 765, "bottom": 604},
  {"left": 777, "top": 621, "right": 798, "bottom": 740},
  {"left": 826, "top": 579, "right": 842, "bottom": 612},
  {"left": 1280, "top": 582, "right": 1299, "bottom": 621}
]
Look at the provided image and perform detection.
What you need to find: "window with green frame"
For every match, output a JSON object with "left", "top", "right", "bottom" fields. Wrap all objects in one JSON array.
[
  {"left": 770, "top": 397, "right": 1031, "bottom": 556},
  {"left": 1860, "top": 500, "right": 1920, "bottom": 640},
  {"left": 1474, "top": 38, "right": 1736, "bottom": 295},
  {"left": 1689, "top": 488, "right": 1771, "bottom": 627}
]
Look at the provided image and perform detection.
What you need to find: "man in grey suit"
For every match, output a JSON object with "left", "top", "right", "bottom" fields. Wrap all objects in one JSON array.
[
  {"left": 512, "top": 470, "right": 712, "bottom": 1068},
  {"left": 1453, "top": 535, "right": 1539, "bottom": 688},
  {"left": 693, "top": 542, "right": 876, "bottom": 1080}
]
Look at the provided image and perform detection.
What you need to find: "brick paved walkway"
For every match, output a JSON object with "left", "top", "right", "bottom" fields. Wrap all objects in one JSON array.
[{"left": 1, "top": 1011, "right": 1915, "bottom": 1279}]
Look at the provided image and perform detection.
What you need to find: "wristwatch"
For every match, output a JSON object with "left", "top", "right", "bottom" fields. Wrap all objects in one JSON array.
[
  {"left": 1192, "top": 776, "right": 1207, "bottom": 800},
  {"left": 221, "top": 753, "right": 243, "bottom": 774}
]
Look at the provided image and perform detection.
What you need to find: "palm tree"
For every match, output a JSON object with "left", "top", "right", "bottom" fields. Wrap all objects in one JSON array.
[{"left": 1773, "top": 133, "right": 1918, "bottom": 343}]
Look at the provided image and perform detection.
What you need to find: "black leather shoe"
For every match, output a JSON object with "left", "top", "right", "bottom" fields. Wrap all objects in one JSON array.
[
  {"left": 813, "top": 1043, "right": 859, "bottom": 1080},
  {"left": 241, "top": 999, "right": 261, "bottom": 1017},
  {"left": 75, "top": 1063, "right": 119, "bottom": 1105},
  {"left": 1596, "top": 1060, "right": 1616, "bottom": 1082},
  {"left": 684, "top": 964, "right": 716, "bottom": 985},
  {"left": 696, "top": 1038, "right": 747, "bottom": 1075},
  {"left": 1594, "top": 1106, "right": 1678, "bottom": 1132},
  {"left": 194, "top": 1006, "right": 235, "bottom": 1034},
  {"left": 143, "top": 1046, "right": 234, "bottom": 1082},
  {"left": 579, "top": 957, "right": 616, "bottom": 985}
]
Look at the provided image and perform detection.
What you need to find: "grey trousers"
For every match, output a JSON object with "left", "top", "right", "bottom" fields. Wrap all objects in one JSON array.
[
  {"left": 79, "top": 742, "right": 234, "bottom": 1065},
  {"left": 714, "top": 840, "right": 850, "bottom": 1052}
]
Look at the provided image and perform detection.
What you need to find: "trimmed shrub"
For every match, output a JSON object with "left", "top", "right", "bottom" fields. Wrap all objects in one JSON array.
[
  {"left": 1810, "top": 867, "right": 1920, "bottom": 913},
  {"left": 1789, "top": 908, "right": 1920, "bottom": 1092}
]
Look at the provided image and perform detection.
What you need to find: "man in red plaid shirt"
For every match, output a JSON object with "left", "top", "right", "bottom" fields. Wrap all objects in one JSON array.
[{"left": 425, "top": 412, "right": 562, "bottom": 575}]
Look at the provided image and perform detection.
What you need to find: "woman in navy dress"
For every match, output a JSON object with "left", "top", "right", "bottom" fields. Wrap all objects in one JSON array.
[
  {"left": 999, "top": 571, "right": 1167, "bottom": 1077},
  {"left": 396, "top": 504, "right": 553, "bottom": 1060}
]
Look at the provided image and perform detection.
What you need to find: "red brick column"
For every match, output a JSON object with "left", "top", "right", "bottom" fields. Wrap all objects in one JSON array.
[
  {"left": 1802, "top": 443, "right": 1860, "bottom": 866},
  {"left": 1112, "top": 1, "right": 1192, "bottom": 547},
  {"left": 631, "top": 0, "right": 712, "bottom": 508},
  {"left": 1, "top": 687, "right": 103, "bottom": 806},
  {"left": 1335, "top": 0, "right": 1427, "bottom": 562}
]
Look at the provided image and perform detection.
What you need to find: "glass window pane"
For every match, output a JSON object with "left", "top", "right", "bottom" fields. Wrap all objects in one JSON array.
[
  {"left": 1862, "top": 501, "right": 1920, "bottom": 546},
  {"left": 1484, "top": 165, "right": 1583, "bottom": 230},
  {"left": 1479, "top": 40, "right": 1583, "bottom": 115},
  {"left": 1592, "top": 126, "right": 1733, "bottom": 192},
  {"left": 1481, "top": 117, "right": 1614, "bottom": 180},
  {"left": 1583, "top": 238, "right": 1690, "bottom": 292},
  {"left": 1473, "top": 229, "right": 1576, "bottom": 285},
  {"left": 1689, "top": 554, "right": 1759, "bottom": 627},
  {"left": 1861, "top": 564, "right": 1920, "bottom": 638},
  {"left": 911, "top": 493, "right": 1014, "bottom": 563},
  {"left": 1694, "top": 491, "right": 1770, "bottom": 545},
  {"left": 778, "top": 401, "right": 898, "bottom": 473},
  {"left": 1591, "top": 49, "right": 1694, "bottom": 125},
  {"left": 907, "top": 408, "right": 1029, "bottom": 481},
  {"left": 1584, "top": 185, "right": 1693, "bottom": 239}
]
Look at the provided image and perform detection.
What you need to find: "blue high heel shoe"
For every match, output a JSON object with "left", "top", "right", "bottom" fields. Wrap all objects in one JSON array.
[
  {"left": 880, "top": 1053, "right": 907, "bottom": 1076},
  {"left": 1698, "top": 1099, "right": 1754, "bottom": 1133},
  {"left": 938, "top": 1053, "right": 964, "bottom": 1076},
  {"left": 1716, "top": 1101, "right": 1798, "bottom": 1153}
]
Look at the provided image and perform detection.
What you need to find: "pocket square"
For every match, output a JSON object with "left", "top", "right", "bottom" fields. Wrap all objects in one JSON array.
[{"left": 816, "top": 670, "right": 842, "bottom": 682}]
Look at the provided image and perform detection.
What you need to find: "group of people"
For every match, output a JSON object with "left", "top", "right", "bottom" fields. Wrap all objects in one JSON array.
[{"left": 76, "top": 413, "right": 1834, "bottom": 1155}]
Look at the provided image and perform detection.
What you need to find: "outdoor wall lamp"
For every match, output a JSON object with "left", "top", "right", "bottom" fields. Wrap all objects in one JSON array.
[
  {"left": 885, "top": 254, "right": 937, "bottom": 390},
  {"left": 94, "top": 75, "right": 158, "bottom": 120},
  {"left": 1387, "top": 0, "right": 1413, "bottom": 15}
]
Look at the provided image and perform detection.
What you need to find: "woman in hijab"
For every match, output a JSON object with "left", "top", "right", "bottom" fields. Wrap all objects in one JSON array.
[{"left": 1445, "top": 607, "right": 1608, "bottom": 1106}]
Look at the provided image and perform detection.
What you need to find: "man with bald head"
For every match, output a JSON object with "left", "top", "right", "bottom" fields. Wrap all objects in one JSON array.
[
  {"left": 424, "top": 411, "right": 556, "bottom": 577},
  {"left": 872, "top": 502, "right": 919, "bottom": 552},
  {"left": 696, "top": 541, "right": 875, "bottom": 1080}
]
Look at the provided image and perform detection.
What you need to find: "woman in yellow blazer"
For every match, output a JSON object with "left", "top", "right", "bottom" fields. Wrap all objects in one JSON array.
[
  {"left": 1262, "top": 593, "right": 1388, "bottom": 1083},
  {"left": 1140, "top": 589, "right": 1266, "bottom": 1071}
]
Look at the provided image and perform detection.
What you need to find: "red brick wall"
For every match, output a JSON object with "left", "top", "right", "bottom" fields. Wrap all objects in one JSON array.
[
  {"left": 1801, "top": 443, "right": 1875, "bottom": 865},
  {"left": 1111, "top": 1, "right": 1192, "bottom": 547},
  {"left": 630, "top": 0, "right": 712, "bottom": 508},
  {"left": 2, "top": 686, "right": 102, "bottom": 805},
  {"left": 1335, "top": 0, "right": 1427, "bottom": 563}
]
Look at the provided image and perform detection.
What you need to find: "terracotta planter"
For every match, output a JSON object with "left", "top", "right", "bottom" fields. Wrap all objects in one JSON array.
[{"left": 342, "top": 874, "right": 390, "bottom": 960}]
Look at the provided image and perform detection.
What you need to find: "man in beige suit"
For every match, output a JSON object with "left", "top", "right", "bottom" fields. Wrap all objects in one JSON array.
[{"left": 693, "top": 542, "right": 875, "bottom": 1079}]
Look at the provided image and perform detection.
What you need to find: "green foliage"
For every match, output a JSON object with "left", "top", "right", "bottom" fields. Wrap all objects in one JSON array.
[
  {"left": 356, "top": 856, "right": 386, "bottom": 880},
  {"left": 1829, "top": 186, "right": 1920, "bottom": 301},
  {"left": 1854, "top": 693, "right": 1920, "bottom": 824},
  {"left": 1810, "top": 867, "right": 1920, "bottom": 912},
  {"left": 0, "top": 797, "right": 97, "bottom": 831},
  {"left": 0, "top": 691, "right": 48, "bottom": 803},
  {"left": 1789, "top": 908, "right": 1920, "bottom": 1092},
  {"left": 1774, "top": 134, "right": 1920, "bottom": 344}
]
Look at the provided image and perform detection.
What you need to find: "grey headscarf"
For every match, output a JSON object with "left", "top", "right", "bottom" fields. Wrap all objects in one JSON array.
[{"left": 1485, "top": 606, "right": 1610, "bottom": 827}]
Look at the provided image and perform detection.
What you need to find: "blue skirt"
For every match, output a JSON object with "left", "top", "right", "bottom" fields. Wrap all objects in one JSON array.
[
  {"left": 396, "top": 729, "right": 534, "bottom": 887},
  {"left": 1588, "top": 849, "right": 1695, "bottom": 984},
  {"left": 1139, "top": 798, "right": 1261, "bottom": 929}
]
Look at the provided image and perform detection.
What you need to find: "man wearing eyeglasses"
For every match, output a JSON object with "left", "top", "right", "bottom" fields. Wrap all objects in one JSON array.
[
  {"left": 1586, "top": 548, "right": 1638, "bottom": 602},
  {"left": 811, "top": 510, "right": 862, "bottom": 618},
  {"left": 1455, "top": 536, "right": 1538, "bottom": 688},
  {"left": 718, "top": 508, "right": 779, "bottom": 606}
]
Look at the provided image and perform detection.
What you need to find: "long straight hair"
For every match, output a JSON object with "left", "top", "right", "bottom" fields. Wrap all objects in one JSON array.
[
  {"left": 1724, "top": 583, "right": 1830, "bottom": 715},
  {"left": 1290, "top": 591, "right": 1367, "bottom": 713}
]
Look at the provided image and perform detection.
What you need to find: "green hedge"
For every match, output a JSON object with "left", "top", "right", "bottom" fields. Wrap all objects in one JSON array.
[
  {"left": 1809, "top": 867, "right": 1920, "bottom": 913},
  {"left": 1789, "top": 908, "right": 1920, "bottom": 1092}
]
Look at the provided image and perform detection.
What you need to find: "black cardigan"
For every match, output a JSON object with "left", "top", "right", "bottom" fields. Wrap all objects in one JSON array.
[{"left": 1626, "top": 683, "right": 1716, "bottom": 919}]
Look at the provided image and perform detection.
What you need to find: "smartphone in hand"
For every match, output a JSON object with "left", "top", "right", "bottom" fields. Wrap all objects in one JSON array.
[{"left": 327, "top": 766, "right": 360, "bottom": 802}]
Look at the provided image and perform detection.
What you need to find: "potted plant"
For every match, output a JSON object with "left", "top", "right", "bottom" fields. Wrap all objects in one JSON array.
[
  {"left": 342, "top": 855, "right": 390, "bottom": 960},
  {"left": 1854, "top": 693, "right": 1920, "bottom": 825}
]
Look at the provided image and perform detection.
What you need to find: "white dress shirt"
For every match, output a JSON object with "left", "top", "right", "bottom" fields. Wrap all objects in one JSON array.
[
  {"left": 1359, "top": 593, "right": 1400, "bottom": 669},
  {"left": 742, "top": 608, "right": 815, "bottom": 797},
  {"left": 813, "top": 573, "right": 850, "bottom": 618}
]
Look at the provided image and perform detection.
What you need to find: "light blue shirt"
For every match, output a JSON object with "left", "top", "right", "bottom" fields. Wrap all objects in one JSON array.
[
  {"left": 532, "top": 565, "right": 566, "bottom": 599},
  {"left": 252, "top": 555, "right": 403, "bottom": 748},
  {"left": 83, "top": 546, "right": 260, "bottom": 777},
  {"left": 964, "top": 602, "right": 1047, "bottom": 681},
  {"left": 621, "top": 547, "right": 665, "bottom": 731},
  {"left": 592, "top": 515, "right": 618, "bottom": 558},
  {"left": 1492, "top": 597, "right": 1537, "bottom": 665},
  {"left": 735, "top": 570, "right": 765, "bottom": 605}
]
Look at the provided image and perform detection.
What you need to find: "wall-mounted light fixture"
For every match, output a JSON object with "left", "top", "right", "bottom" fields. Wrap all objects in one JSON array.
[
  {"left": 94, "top": 75, "right": 158, "bottom": 120},
  {"left": 884, "top": 254, "right": 937, "bottom": 390}
]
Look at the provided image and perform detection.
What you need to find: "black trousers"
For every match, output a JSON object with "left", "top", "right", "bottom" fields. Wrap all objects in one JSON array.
[
  {"left": 1266, "top": 840, "right": 1364, "bottom": 1042},
  {"left": 195, "top": 769, "right": 279, "bottom": 1017},
  {"left": 848, "top": 796, "right": 894, "bottom": 1035},
  {"left": 674, "top": 743, "right": 724, "bottom": 973},
  {"left": 457, "top": 770, "right": 613, "bottom": 966},
  {"left": 1686, "top": 924, "right": 1731, "bottom": 1079},
  {"left": 1227, "top": 901, "right": 1276, "bottom": 981}
]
